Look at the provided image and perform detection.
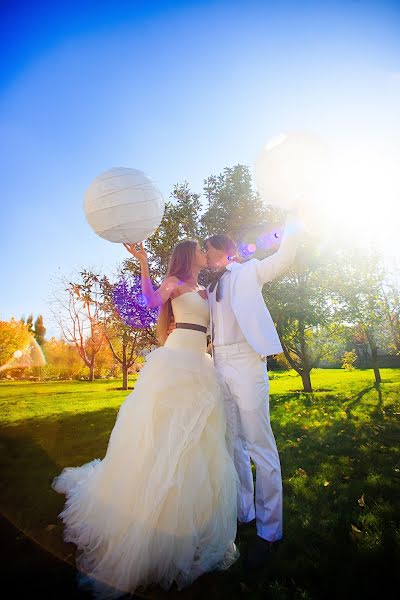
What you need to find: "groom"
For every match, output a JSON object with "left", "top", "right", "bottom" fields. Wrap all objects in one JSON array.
[{"left": 204, "top": 211, "right": 301, "bottom": 570}]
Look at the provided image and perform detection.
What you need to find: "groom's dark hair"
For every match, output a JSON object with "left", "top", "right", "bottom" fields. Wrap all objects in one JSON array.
[{"left": 205, "top": 234, "right": 237, "bottom": 258}]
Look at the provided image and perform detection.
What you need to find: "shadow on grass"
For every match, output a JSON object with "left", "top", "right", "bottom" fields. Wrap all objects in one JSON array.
[
  {"left": 0, "top": 411, "right": 243, "bottom": 600},
  {"left": 0, "top": 425, "right": 97, "bottom": 598},
  {"left": 0, "top": 385, "right": 399, "bottom": 600},
  {"left": 271, "top": 384, "right": 400, "bottom": 600}
]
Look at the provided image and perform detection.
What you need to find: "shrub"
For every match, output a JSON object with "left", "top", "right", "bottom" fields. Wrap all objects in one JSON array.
[{"left": 341, "top": 350, "right": 358, "bottom": 371}]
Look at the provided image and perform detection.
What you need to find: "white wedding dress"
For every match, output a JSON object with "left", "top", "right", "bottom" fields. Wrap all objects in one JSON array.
[{"left": 52, "top": 291, "right": 239, "bottom": 598}]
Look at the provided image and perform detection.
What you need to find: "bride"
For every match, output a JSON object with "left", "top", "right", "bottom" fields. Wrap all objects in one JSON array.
[{"left": 52, "top": 239, "right": 239, "bottom": 598}]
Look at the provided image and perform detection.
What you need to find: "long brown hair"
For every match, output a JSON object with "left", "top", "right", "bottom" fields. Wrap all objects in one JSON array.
[{"left": 157, "top": 240, "right": 198, "bottom": 345}]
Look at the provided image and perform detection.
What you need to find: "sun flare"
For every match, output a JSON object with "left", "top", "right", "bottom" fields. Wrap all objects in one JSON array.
[
  {"left": 256, "top": 132, "right": 400, "bottom": 259},
  {"left": 318, "top": 143, "right": 400, "bottom": 257}
]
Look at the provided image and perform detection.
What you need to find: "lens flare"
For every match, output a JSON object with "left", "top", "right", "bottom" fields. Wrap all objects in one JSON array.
[
  {"left": 237, "top": 224, "right": 283, "bottom": 259},
  {"left": 0, "top": 338, "right": 46, "bottom": 372},
  {"left": 238, "top": 242, "right": 257, "bottom": 258}
]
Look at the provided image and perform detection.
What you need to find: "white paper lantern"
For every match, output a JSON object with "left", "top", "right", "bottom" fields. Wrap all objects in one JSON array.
[
  {"left": 255, "top": 131, "right": 329, "bottom": 212},
  {"left": 84, "top": 167, "right": 165, "bottom": 243}
]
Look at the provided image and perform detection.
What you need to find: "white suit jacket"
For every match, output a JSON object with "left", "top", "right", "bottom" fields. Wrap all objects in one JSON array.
[{"left": 208, "top": 216, "right": 301, "bottom": 356}]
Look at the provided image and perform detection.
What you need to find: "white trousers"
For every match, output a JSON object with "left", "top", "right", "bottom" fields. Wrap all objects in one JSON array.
[{"left": 213, "top": 342, "right": 283, "bottom": 542}]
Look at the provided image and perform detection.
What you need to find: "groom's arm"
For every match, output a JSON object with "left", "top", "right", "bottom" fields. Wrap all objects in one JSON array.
[{"left": 255, "top": 212, "right": 303, "bottom": 286}]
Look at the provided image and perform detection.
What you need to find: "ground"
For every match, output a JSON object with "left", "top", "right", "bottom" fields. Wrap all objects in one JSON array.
[{"left": 1, "top": 369, "right": 399, "bottom": 599}]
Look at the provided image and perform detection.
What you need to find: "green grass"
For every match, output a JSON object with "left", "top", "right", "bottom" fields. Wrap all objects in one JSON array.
[{"left": 1, "top": 369, "right": 400, "bottom": 599}]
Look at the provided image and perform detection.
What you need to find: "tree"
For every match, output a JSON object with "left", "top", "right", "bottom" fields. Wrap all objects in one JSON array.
[
  {"left": 143, "top": 182, "right": 203, "bottom": 279},
  {"left": 265, "top": 246, "right": 345, "bottom": 392},
  {"left": 42, "top": 337, "right": 85, "bottom": 380},
  {"left": 26, "top": 314, "right": 34, "bottom": 334},
  {"left": 50, "top": 271, "right": 105, "bottom": 381},
  {"left": 93, "top": 340, "right": 116, "bottom": 379},
  {"left": 331, "top": 248, "right": 390, "bottom": 385},
  {"left": 341, "top": 350, "right": 358, "bottom": 371},
  {"left": 380, "top": 267, "right": 400, "bottom": 356},
  {"left": 97, "top": 273, "right": 157, "bottom": 390},
  {"left": 0, "top": 319, "right": 31, "bottom": 367},
  {"left": 198, "top": 163, "right": 343, "bottom": 393},
  {"left": 33, "top": 315, "right": 46, "bottom": 346},
  {"left": 200, "top": 164, "right": 271, "bottom": 239}
]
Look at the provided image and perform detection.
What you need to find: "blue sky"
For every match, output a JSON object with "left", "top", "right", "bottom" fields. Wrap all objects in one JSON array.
[{"left": 1, "top": 0, "right": 400, "bottom": 338}]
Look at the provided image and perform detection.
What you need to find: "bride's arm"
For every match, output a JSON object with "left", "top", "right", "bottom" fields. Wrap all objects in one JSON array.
[{"left": 123, "top": 242, "right": 178, "bottom": 309}]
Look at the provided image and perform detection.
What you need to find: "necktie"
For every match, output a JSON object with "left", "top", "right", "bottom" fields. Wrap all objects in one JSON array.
[{"left": 209, "top": 267, "right": 228, "bottom": 302}]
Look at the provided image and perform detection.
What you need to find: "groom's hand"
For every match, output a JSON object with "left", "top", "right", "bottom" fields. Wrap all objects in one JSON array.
[{"left": 166, "top": 318, "right": 176, "bottom": 338}]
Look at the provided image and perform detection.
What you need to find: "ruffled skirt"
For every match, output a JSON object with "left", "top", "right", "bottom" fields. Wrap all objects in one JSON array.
[{"left": 52, "top": 340, "right": 238, "bottom": 598}]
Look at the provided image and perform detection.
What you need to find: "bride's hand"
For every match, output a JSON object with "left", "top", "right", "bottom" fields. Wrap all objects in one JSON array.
[{"left": 123, "top": 242, "right": 148, "bottom": 263}]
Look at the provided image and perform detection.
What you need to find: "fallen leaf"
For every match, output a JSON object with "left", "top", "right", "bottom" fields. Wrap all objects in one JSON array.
[
  {"left": 323, "top": 480, "right": 330, "bottom": 487},
  {"left": 358, "top": 494, "right": 366, "bottom": 507},
  {"left": 351, "top": 524, "right": 362, "bottom": 534},
  {"left": 296, "top": 468, "right": 307, "bottom": 477}
]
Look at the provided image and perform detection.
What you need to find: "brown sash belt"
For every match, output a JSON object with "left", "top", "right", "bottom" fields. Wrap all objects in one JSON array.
[{"left": 176, "top": 322, "right": 207, "bottom": 334}]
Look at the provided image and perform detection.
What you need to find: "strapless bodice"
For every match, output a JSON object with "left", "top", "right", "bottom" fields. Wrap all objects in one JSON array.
[
  {"left": 171, "top": 291, "right": 209, "bottom": 327},
  {"left": 164, "top": 291, "right": 209, "bottom": 353}
]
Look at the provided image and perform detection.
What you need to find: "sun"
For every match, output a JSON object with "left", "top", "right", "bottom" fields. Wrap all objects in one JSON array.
[
  {"left": 319, "top": 143, "right": 400, "bottom": 257},
  {"left": 255, "top": 132, "right": 400, "bottom": 260}
]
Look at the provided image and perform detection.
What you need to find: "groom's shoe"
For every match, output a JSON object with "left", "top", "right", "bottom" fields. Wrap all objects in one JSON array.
[{"left": 244, "top": 535, "right": 282, "bottom": 572}]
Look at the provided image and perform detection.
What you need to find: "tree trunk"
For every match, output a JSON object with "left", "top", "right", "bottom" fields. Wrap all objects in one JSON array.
[
  {"left": 89, "top": 363, "right": 95, "bottom": 381},
  {"left": 122, "top": 366, "right": 128, "bottom": 390},
  {"left": 300, "top": 370, "right": 313, "bottom": 393},
  {"left": 122, "top": 344, "right": 128, "bottom": 390},
  {"left": 373, "top": 364, "right": 382, "bottom": 385},
  {"left": 298, "top": 319, "right": 313, "bottom": 392},
  {"left": 370, "top": 347, "right": 382, "bottom": 384},
  {"left": 367, "top": 333, "right": 381, "bottom": 385}
]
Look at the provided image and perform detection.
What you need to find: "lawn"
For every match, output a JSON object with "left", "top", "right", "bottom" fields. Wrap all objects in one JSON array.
[{"left": 1, "top": 369, "right": 399, "bottom": 599}]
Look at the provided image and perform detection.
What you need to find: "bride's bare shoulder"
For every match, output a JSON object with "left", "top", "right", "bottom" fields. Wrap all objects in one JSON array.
[
  {"left": 161, "top": 276, "right": 181, "bottom": 299},
  {"left": 163, "top": 275, "right": 179, "bottom": 286}
]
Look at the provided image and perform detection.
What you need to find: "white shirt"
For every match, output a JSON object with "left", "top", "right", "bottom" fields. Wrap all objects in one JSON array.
[{"left": 209, "top": 270, "right": 246, "bottom": 347}]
